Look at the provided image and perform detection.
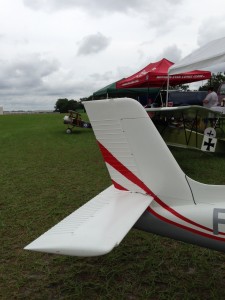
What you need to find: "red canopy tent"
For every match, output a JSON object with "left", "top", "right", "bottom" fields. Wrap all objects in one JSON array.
[{"left": 116, "top": 58, "right": 211, "bottom": 89}]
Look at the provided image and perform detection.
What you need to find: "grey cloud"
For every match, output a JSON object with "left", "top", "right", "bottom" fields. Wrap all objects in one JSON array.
[
  {"left": 156, "top": 45, "right": 182, "bottom": 63},
  {"left": 23, "top": 0, "right": 143, "bottom": 13},
  {"left": 0, "top": 53, "right": 104, "bottom": 110},
  {"left": 166, "top": 0, "right": 181, "bottom": 3},
  {"left": 90, "top": 66, "right": 132, "bottom": 83},
  {"left": 143, "top": 1, "right": 185, "bottom": 34},
  {"left": 23, "top": 0, "right": 183, "bottom": 15},
  {"left": 197, "top": 17, "right": 225, "bottom": 47},
  {"left": 0, "top": 54, "right": 59, "bottom": 94},
  {"left": 1, "top": 75, "right": 100, "bottom": 111},
  {"left": 77, "top": 32, "right": 110, "bottom": 55},
  {"left": 134, "top": 44, "right": 182, "bottom": 73},
  {"left": 89, "top": 71, "right": 114, "bottom": 82}
]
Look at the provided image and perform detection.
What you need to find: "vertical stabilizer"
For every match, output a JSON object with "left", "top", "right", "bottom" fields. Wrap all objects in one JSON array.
[{"left": 84, "top": 98, "right": 194, "bottom": 206}]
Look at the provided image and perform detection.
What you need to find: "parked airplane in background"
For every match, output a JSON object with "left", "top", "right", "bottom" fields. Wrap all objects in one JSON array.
[
  {"left": 25, "top": 98, "right": 225, "bottom": 256},
  {"left": 145, "top": 105, "right": 225, "bottom": 153},
  {"left": 63, "top": 110, "right": 92, "bottom": 134}
]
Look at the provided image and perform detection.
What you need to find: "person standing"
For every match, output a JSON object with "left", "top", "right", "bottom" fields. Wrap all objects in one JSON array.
[
  {"left": 203, "top": 86, "right": 219, "bottom": 128},
  {"left": 203, "top": 86, "right": 218, "bottom": 108}
]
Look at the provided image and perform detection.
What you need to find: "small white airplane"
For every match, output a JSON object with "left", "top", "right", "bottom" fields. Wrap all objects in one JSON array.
[{"left": 25, "top": 98, "right": 225, "bottom": 256}]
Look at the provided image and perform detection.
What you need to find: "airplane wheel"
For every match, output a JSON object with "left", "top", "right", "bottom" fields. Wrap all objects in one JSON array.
[{"left": 66, "top": 128, "right": 72, "bottom": 134}]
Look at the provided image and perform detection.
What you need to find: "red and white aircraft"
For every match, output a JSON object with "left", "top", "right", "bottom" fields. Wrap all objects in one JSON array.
[{"left": 25, "top": 98, "right": 225, "bottom": 256}]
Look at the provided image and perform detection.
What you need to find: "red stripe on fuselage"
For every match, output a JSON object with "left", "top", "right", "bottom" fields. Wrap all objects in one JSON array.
[
  {"left": 97, "top": 141, "right": 224, "bottom": 236},
  {"left": 148, "top": 206, "right": 225, "bottom": 242}
]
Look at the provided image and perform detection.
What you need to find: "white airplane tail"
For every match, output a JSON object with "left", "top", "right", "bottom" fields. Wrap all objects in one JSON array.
[
  {"left": 25, "top": 98, "right": 225, "bottom": 255},
  {"left": 85, "top": 98, "right": 194, "bottom": 206},
  {"left": 25, "top": 98, "right": 197, "bottom": 257}
]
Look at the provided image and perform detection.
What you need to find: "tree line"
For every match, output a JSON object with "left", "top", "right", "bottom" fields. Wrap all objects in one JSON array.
[
  {"left": 199, "top": 72, "right": 225, "bottom": 91},
  {"left": 54, "top": 98, "right": 89, "bottom": 113}
]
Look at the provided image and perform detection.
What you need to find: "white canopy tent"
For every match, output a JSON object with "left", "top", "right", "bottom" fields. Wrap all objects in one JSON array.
[
  {"left": 168, "top": 36, "right": 225, "bottom": 75},
  {"left": 166, "top": 36, "right": 225, "bottom": 105}
]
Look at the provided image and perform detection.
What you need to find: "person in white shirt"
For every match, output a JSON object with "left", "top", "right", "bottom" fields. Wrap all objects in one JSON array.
[
  {"left": 203, "top": 86, "right": 219, "bottom": 128},
  {"left": 203, "top": 86, "right": 218, "bottom": 108}
]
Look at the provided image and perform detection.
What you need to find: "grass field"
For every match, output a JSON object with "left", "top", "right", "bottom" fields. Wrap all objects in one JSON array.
[{"left": 1, "top": 112, "right": 225, "bottom": 300}]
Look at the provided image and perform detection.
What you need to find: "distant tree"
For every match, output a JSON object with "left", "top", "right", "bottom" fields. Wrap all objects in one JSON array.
[
  {"left": 55, "top": 98, "right": 79, "bottom": 113},
  {"left": 55, "top": 98, "right": 69, "bottom": 113},
  {"left": 79, "top": 97, "right": 93, "bottom": 112},
  {"left": 199, "top": 72, "right": 225, "bottom": 91},
  {"left": 80, "top": 97, "right": 89, "bottom": 102},
  {"left": 176, "top": 84, "right": 190, "bottom": 91},
  {"left": 68, "top": 100, "right": 78, "bottom": 111},
  {"left": 76, "top": 101, "right": 85, "bottom": 111},
  {"left": 81, "top": 95, "right": 93, "bottom": 101}
]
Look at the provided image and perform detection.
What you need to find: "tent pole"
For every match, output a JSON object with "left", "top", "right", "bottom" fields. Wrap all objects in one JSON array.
[
  {"left": 147, "top": 75, "right": 149, "bottom": 106},
  {"left": 166, "top": 75, "right": 169, "bottom": 107}
]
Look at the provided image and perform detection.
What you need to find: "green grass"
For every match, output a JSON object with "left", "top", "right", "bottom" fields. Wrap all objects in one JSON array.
[{"left": 1, "top": 113, "right": 225, "bottom": 299}]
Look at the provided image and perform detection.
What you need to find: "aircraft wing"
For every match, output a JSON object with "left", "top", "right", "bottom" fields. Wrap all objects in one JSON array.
[
  {"left": 145, "top": 105, "right": 222, "bottom": 118},
  {"left": 25, "top": 186, "right": 152, "bottom": 256}
]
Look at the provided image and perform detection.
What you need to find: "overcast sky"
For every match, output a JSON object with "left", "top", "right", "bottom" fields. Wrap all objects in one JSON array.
[{"left": 1, "top": 0, "right": 225, "bottom": 110}]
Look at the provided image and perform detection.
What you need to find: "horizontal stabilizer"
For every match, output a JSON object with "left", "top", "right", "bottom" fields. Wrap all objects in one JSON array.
[{"left": 25, "top": 186, "right": 152, "bottom": 256}]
